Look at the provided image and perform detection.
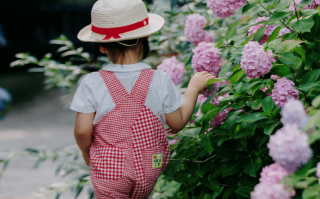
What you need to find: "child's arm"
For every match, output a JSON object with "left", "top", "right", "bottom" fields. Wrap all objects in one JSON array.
[
  {"left": 74, "top": 112, "right": 95, "bottom": 166},
  {"left": 165, "top": 72, "right": 215, "bottom": 131}
]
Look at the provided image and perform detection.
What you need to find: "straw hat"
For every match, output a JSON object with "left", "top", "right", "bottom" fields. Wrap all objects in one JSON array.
[{"left": 78, "top": 0, "right": 165, "bottom": 43}]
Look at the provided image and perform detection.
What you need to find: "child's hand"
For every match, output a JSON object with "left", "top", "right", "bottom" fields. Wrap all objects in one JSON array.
[
  {"left": 82, "top": 149, "right": 90, "bottom": 166},
  {"left": 188, "top": 72, "right": 215, "bottom": 93}
]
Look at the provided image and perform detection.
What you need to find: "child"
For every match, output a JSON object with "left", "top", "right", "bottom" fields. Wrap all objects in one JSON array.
[{"left": 70, "top": 0, "right": 215, "bottom": 198}]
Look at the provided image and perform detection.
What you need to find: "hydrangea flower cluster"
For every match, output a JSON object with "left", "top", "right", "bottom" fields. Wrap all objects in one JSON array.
[
  {"left": 251, "top": 182, "right": 290, "bottom": 199},
  {"left": 201, "top": 83, "right": 220, "bottom": 98},
  {"left": 271, "top": 77, "right": 299, "bottom": 108},
  {"left": 260, "top": 163, "right": 288, "bottom": 185},
  {"left": 210, "top": 107, "right": 232, "bottom": 127},
  {"left": 184, "top": 14, "right": 214, "bottom": 46},
  {"left": 281, "top": 99, "right": 308, "bottom": 129},
  {"left": 240, "top": 41, "right": 275, "bottom": 79},
  {"left": 271, "top": 75, "right": 280, "bottom": 80},
  {"left": 267, "top": 125, "right": 313, "bottom": 173},
  {"left": 289, "top": 0, "right": 320, "bottom": 11},
  {"left": 248, "top": 17, "right": 276, "bottom": 44},
  {"left": 192, "top": 42, "right": 222, "bottom": 76},
  {"left": 317, "top": 162, "right": 320, "bottom": 184},
  {"left": 157, "top": 56, "right": 186, "bottom": 85},
  {"left": 207, "top": 0, "right": 246, "bottom": 18}
]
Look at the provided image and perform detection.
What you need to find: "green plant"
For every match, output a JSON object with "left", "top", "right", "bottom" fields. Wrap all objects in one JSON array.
[{"left": 5, "top": 0, "right": 320, "bottom": 198}]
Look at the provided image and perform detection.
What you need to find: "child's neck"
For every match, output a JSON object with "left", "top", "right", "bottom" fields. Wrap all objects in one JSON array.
[{"left": 113, "top": 50, "right": 140, "bottom": 65}]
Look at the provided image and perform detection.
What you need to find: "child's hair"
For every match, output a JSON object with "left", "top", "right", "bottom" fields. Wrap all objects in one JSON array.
[{"left": 89, "top": 37, "right": 150, "bottom": 65}]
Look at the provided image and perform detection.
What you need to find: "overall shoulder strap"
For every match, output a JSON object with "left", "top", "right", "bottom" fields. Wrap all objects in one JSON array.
[
  {"left": 99, "top": 70, "right": 129, "bottom": 105},
  {"left": 130, "top": 69, "right": 154, "bottom": 103}
]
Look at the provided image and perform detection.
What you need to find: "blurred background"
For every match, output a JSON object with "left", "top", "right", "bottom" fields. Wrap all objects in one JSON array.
[{"left": 0, "top": 0, "right": 154, "bottom": 198}]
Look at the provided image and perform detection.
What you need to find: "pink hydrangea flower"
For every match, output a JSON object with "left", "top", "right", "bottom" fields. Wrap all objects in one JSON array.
[
  {"left": 267, "top": 125, "right": 313, "bottom": 173},
  {"left": 278, "top": 28, "right": 292, "bottom": 36},
  {"left": 207, "top": 0, "right": 246, "bottom": 18},
  {"left": 210, "top": 107, "right": 232, "bottom": 127},
  {"left": 184, "top": 14, "right": 214, "bottom": 45},
  {"left": 201, "top": 83, "right": 220, "bottom": 98},
  {"left": 240, "top": 41, "right": 275, "bottom": 79},
  {"left": 251, "top": 182, "right": 291, "bottom": 199},
  {"left": 168, "top": 137, "right": 179, "bottom": 146},
  {"left": 317, "top": 162, "right": 320, "bottom": 184},
  {"left": 210, "top": 94, "right": 232, "bottom": 127},
  {"left": 260, "top": 163, "right": 288, "bottom": 185},
  {"left": 281, "top": 99, "right": 308, "bottom": 129},
  {"left": 248, "top": 17, "right": 276, "bottom": 44},
  {"left": 290, "top": 0, "right": 320, "bottom": 11},
  {"left": 157, "top": 56, "right": 186, "bottom": 85},
  {"left": 271, "top": 77, "right": 299, "bottom": 108},
  {"left": 271, "top": 75, "right": 280, "bottom": 80},
  {"left": 192, "top": 42, "right": 222, "bottom": 76}
]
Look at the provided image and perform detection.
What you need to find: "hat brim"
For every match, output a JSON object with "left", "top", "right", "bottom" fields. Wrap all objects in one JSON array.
[{"left": 77, "top": 13, "right": 164, "bottom": 43}]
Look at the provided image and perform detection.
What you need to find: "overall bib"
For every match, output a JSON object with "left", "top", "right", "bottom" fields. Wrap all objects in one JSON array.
[{"left": 90, "top": 69, "right": 170, "bottom": 199}]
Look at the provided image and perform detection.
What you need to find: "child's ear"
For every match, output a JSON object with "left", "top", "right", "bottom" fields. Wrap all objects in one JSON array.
[{"left": 99, "top": 45, "right": 107, "bottom": 53}]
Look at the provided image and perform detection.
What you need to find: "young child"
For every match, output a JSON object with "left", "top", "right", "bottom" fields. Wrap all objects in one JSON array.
[{"left": 70, "top": 0, "right": 215, "bottom": 198}]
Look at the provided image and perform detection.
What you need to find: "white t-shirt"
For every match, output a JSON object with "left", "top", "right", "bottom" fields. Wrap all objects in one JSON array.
[{"left": 70, "top": 62, "right": 184, "bottom": 125}]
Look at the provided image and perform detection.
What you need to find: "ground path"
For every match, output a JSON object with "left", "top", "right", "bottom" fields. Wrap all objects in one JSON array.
[{"left": 0, "top": 73, "right": 88, "bottom": 199}]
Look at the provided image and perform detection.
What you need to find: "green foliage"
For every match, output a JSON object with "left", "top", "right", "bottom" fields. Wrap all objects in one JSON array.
[{"left": 4, "top": 0, "right": 320, "bottom": 198}]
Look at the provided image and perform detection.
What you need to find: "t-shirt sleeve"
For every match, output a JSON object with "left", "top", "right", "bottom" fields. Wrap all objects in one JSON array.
[
  {"left": 161, "top": 72, "right": 185, "bottom": 114},
  {"left": 69, "top": 75, "right": 96, "bottom": 113}
]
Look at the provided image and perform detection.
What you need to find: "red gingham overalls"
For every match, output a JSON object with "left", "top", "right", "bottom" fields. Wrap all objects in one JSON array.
[{"left": 90, "top": 69, "right": 170, "bottom": 199}]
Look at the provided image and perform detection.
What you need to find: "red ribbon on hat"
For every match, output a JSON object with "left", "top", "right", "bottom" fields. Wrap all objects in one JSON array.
[{"left": 91, "top": 17, "right": 149, "bottom": 40}]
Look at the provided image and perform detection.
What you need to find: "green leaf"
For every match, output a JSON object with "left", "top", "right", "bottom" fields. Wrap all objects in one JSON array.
[
  {"left": 268, "top": 26, "right": 281, "bottom": 43},
  {"left": 236, "top": 112, "right": 268, "bottom": 124},
  {"left": 236, "top": 139, "right": 248, "bottom": 151},
  {"left": 268, "top": 38, "right": 282, "bottom": 49},
  {"left": 243, "top": 156, "right": 262, "bottom": 177},
  {"left": 201, "top": 133, "right": 214, "bottom": 153},
  {"left": 276, "top": 0, "right": 294, "bottom": 11},
  {"left": 242, "top": 4, "right": 257, "bottom": 14},
  {"left": 251, "top": 99, "right": 263, "bottom": 110},
  {"left": 223, "top": 160, "right": 244, "bottom": 177},
  {"left": 216, "top": 38, "right": 224, "bottom": 48},
  {"left": 299, "top": 83, "right": 319, "bottom": 93},
  {"left": 293, "top": 19, "right": 314, "bottom": 32},
  {"left": 282, "top": 31, "right": 298, "bottom": 40},
  {"left": 229, "top": 70, "right": 245, "bottom": 85},
  {"left": 262, "top": 96, "right": 275, "bottom": 112},
  {"left": 219, "top": 62, "right": 232, "bottom": 79},
  {"left": 302, "top": 69, "right": 320, "bottom": 84},
  {"left": 201, "top": 177, "right": 220, "bottom": 192},
  {"left": 270, "top": 65, "right": 292, "bottom": 77},
  {"left": 295, "top": 0, "right": 313, "bottom": 8},
  {"left": 279, "top": 52, "right": 302, "bottom": 69},
  {"left": 162, "top": 161, "right": 182, "bottom": 178},
  {"left": 235, "top": 186, "right": 252, "bottom": 198},
  {"left": 241, "top": 34, "right": 255, "bottom": 46},
  {"left": 266, "top": 12, "right": 288, "bottom": 25},
  {"left": 264, "top": 122, "right": 279, "bottom": 135},
  {"left": 206, "top": 78, "right": 223, "bottom": 86},
  {"left": 312, "top": 96, "right": 320, "bottom": 106},
  {"left": 181, "top": 128, "right": 201, "bottom": 137},
  {"left": 302, "top": 184, "right": 320, "bottom": 199},
  {"left": 279, "top": 40, "right": 304, "bottom": 53},
  {"left": 309, "top": 130, "right": 320, "bottom": 144},
  {"left": 301, "top": 9, "right": 320, "bottom": 17},
  {"left": 253, "top": 25, "right": 266, "bottom": 43},
  {"left": 225, "top": 20, "right": 239, "bottom": 42}
]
